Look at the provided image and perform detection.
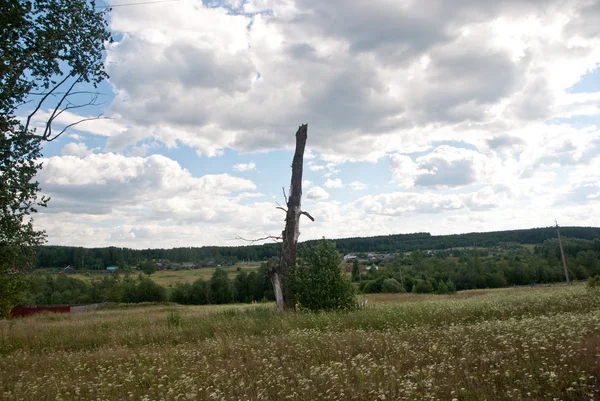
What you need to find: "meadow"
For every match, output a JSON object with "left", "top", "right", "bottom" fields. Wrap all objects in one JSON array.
[
  {"left": 1, "top": 285, "right": 600, "bottom": 400},
  {"left": 59, "top": 263, "right": 261, "bottom": 287}
]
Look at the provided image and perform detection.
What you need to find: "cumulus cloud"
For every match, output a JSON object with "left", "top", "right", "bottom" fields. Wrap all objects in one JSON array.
[
  {"left": 324, "top": 178, "right": 344, "bottom": 189},
  {"left": 306, "top": 186, "right": 330, "bottom": 201},
  {"left": 61, "top": 142, "right": 94, "bottom": 158},
  {"left": 350, "top": 181, "right": 368, "bottom": 190},
  {"left": 38, "top": 153, "right": 258, "bottom": 220},
  {"left": 233, "top": 162, "right": 257, "bottom": 171},
  {"left": 390, "top": 146, "right": 502, "bottom": 188},
  {"left": 86, "top": 0, "right": 599, "bottom": 161},
  {"left": 29, "top": 0, "right": 600, "bottom": 247},
  {"left": 356, "top": 192, "right": 464, "bottom": 216}
]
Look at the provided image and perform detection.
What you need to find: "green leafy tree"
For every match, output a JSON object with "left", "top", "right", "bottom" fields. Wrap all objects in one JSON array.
[
  {"left": 351, "top": 259, "right": 360, "bottom": 282},
  {"left": 1, "top": 0, "right": 112, "bottom": 317},
  {"left": 234, "top": 270, "right": 250, "bottom": 303},
  {"left": 210, "top": 268, "right": 233, "bottom": 304},
  {"left": 139, "top": 261, "right": 158, "bottom": 276},
  {"left": 291, "top": 239, "right": 356, "bottom": 311},
  {"left": 381, "top": 278, "right": 404, "bottom": 293}
]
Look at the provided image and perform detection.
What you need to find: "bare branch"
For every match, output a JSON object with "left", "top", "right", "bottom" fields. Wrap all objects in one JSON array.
[
  {"left": 44, "top": 115, "right": 109, "bottom": 142},
  {"left": 41, "top": 75, "right": 84, "bottom": 140},
  {"left": 234, "top": 234, "right": 283, "bottom": 244},
  {"left": 282, "top": 187, "right": 289, "bottom": 205},
  {"left": 301, "top": 211, "right": 315, "bottom": 222},
  {"left": 28, "top": 90, "right": 107, "bottom": 97},
  {"left": 24, "top": 74, "right": 71, "bottom": 132},
  {"left": 275, "top": 201, "right": 287, "bottom": 214}
]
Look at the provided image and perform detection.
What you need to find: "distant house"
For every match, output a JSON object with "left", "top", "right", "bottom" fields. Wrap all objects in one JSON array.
[
  {"left": 343, "top": 254, "right": 357, "bottom": 261},
  {"left": 181, "top": 262, "right": 195, "bottom": 268},
  {"left": 106, "top": 266, "right": 119, "bottom": 272},
  {"left": 63, "top": 266, "right": 76, "bottom": 274},
  {"left": 344, "top": 265, "right": 353, "bottom": 272},
  {"left": 366, "top": 263, "right": 378, "bottom": 271},
  {"left": 367, "top": 253, "right": 374, "bottom": 260}
]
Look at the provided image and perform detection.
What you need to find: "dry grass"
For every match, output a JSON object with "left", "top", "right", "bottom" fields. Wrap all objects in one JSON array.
[{"left": 1, "top": 286, "right": 600, "bottom": 400}]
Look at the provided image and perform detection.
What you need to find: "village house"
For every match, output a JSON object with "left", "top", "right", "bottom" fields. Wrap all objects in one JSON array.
[{"left": 63, "top": 266, "right": 76, "bottom": 274}]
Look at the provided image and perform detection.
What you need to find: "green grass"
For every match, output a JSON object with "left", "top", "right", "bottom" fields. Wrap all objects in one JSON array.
[
  {"left": 1, "top": 285, "right": 600, "bottom": 400},
  {"left": 42, "top": 262, "right": 261, "bottom": 287}
]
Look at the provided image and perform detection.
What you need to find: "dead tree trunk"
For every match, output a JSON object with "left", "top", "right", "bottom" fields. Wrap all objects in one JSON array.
[
  {"left": 555, "top": 219, "right": 570, "bottom": 284},
  {"left": 269, "top": 124, "right": 313, "bottom": 312}
]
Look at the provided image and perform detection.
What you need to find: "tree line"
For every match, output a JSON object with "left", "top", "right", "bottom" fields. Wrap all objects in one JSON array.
[
  {"left": 356, "top": 238, "right": 600, "bottom": 294},
  {"left": 20, "top": 265, "right": 275, "bottom": 307},
  {"left": 18, "top": 240, "right": 356, "bottom": 311},
  {"left": 15, "top": 237, "right": 600, "bottom": 310},
  {"left": 32, "top": 226, "right": 600, "bottom": 269}
]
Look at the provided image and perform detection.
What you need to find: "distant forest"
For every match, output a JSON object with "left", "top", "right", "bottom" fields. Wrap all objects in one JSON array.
[{"left": 34, "top": 226, "right": 600, "bottom": 269}]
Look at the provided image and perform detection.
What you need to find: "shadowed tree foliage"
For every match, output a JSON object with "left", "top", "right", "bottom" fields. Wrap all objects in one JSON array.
[{"left": 0, "top": 0, "right": 112, "bottom": 317}]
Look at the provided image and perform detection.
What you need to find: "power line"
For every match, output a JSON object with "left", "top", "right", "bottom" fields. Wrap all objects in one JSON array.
[{"left": 95, "top": 0, "right": 180, "bottom": 9}]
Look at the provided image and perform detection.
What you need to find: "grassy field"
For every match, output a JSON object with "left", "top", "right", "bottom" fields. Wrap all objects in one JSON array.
[
  {"left": 2, "top": 285, "right": 600, "bottom": 400},
  {"left": 62, "top": 262, "right": 261, "bottom": 287}
]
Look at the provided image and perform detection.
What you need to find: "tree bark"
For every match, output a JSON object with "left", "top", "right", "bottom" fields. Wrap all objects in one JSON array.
[{"left": 270, "top": 124, "right": 308, "bottom": 312}]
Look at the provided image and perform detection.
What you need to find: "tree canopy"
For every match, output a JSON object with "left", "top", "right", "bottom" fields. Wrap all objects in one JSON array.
[{"left": 0, "top": 0, "right": 112, "bottom": 317}]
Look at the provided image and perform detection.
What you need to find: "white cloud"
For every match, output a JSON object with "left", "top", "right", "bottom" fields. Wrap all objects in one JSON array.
[
  {"left": 324, "top": 178, "right": 344, "bottom": 188},
  {"left": 61, "top": 142, "right": 94, "bottom": 158},
  {"left": 93, "top": 0, "right": 600, "bottom": 162},
  {"left": 349, "top": 181, "right": 368, "bottom": 190},
  {"left": 38, "top": 153, "right": 257, "bottom": 218},
  {"left": 233, "top": 162, "right": 257, "bottom": 171},
  {"left": 390, "top": 146, "right": 503, "bottom": 188},
  {"left": 28, "top": 0, "right": 600, "bottom": 247},
  {"left": 356, "top": 192, "right": 465, "bottom": 216},
  {"left": 306, "top": 186, "right": 330, "bottom": 201}
]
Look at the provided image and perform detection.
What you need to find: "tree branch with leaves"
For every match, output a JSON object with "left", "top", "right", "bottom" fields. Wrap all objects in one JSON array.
[{"left": 0, "top": 0, "right": 113, "bottom": 317}]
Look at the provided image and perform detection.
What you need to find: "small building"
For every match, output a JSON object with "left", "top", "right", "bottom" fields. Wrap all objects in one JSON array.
[
  {"left": 63, "top": 266, "right": 76, "bottom": 274},
  {"left": 366, "top": 263, "right": 378, "bottom": 271},
  {"left": 106, "top": 266, "right": 119, "bottom": 272},
  {"left": 343, "top": 254, "right": 357, "bottom": 261},
  {"left": 367, "top": 253, "right": 374, "bottom": 260}
]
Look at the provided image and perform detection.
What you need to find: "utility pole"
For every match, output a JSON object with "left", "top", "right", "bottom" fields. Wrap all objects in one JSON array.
[{"left": 555, "top": 219, "right": 570, "bottom": 284}]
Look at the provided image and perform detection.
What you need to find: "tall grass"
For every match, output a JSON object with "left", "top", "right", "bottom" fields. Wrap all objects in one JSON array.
[{"left": 1, "top": 286, "right": 600, "bottom": 400}]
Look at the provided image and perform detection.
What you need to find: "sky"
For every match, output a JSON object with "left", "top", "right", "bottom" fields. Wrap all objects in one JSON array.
[{"left": 28, "top": 0, "right": 600, "bottom": 249}]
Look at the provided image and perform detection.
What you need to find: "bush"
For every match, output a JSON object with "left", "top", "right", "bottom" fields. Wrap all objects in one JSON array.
[
  {"left": 139, "top": 261, "right": 158, "bottom": 276},
  {"left": 121, "top": 275, "right": 167, "bottom": 303},
  {"left": 381, "top": 278, "right": 404, "bottom": 293},
  {"left": 412, "top": 279, "right": 435, "bottom": 294},
  {"left": 588, "top": 275, "right": 600, "bottom": 289},
  {"left": 291, "top": 239, "right": 356, "bottom": 311},
  {"left": 169, "top": 282, "right": 193, "bottom": 304}
]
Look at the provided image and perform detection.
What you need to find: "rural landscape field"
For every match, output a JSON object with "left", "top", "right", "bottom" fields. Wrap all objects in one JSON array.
[
  {"left": 4, "top": 0, "right": 600, "bottom": 400},
  {"left": 2, "top": 285, "right": 600, "bottom": 400}
]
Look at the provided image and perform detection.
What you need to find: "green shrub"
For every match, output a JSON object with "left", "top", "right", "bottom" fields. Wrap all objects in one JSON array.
[
  {"left": 291, "top": 239, "right": 356, "bottom": 311},
  {"left": 381, "top": 278, "right": 404, "bottom": 293},
  {"left": 588, "top": 275, "right": 600, "bottom": 289},
  {"left": 139, "top": 261, "right": 158, "bottom": 276},
  {"left": 120, "top": 275, "right": 167, "bottom": 303}
]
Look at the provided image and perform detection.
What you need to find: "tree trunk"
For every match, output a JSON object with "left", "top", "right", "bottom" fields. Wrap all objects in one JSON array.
[{"left": 270, "top": 124, "right": 308, "bottom": 312}]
